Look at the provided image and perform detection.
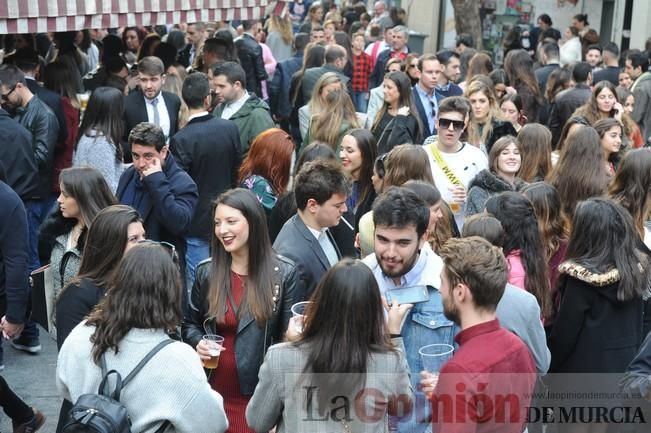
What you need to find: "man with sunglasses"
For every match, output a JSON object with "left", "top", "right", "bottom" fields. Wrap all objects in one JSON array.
[
  {"left": 423, "top": 97, "right": 487, "bottom": 230},
  {"left": 0, "top": 64, "right": 59, "bottom": 354}
]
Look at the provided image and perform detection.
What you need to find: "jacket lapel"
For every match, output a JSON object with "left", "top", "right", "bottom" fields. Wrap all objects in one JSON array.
[{"left": 294, "top": 215, "right": 331, "bottom": 270}]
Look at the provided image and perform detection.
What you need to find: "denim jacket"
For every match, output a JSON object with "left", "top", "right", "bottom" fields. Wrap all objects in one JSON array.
[{"left": 363, "top": 243, "right": 459, "bottom": 432}]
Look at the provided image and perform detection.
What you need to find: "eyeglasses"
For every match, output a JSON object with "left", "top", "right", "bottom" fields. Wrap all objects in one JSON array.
[
  {"left": 137, "top": 239, "right": 179, "bottom": 263},
  {"left": 438, "top": 117, "right": 465, "bottom": 131},
  {"left": 1, "top": 84, "right": 16, "bottom": 102}
]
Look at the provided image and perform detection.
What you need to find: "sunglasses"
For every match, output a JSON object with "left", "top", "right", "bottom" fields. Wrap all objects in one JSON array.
[
  {"left": 438, "top": 117, "right": 465, "bottom": 131},
  {"left": 374, "top": 153, "right": 389, "bottom": 178},
  {"left": 137, "top": 239, "right": 179, "bottom": 263}
]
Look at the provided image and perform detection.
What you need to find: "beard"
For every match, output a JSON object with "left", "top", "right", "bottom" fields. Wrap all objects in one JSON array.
[
  {"left": 442, "top": 293, "right": 460, "bottom": 326},
  {"left": 377, "top": 249, "right": 420, "bottom": 280}
]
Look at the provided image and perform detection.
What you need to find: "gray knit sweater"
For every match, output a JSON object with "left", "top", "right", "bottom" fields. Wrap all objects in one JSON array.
[
  {"left": 73, "top": 130, "right": 125, "bottom": 192},
  {"left": 57, "top": 323, "right": 228, "bottom": 433}
]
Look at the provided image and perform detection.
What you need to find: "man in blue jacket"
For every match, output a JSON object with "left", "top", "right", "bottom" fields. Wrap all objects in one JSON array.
[{"left": 117, "top": 123, "right": 198, "bottom": 298}]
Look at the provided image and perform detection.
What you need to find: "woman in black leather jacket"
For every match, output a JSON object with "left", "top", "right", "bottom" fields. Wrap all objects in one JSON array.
[{"left": 182, "top": 188, "right": 300, "bottom": 433}]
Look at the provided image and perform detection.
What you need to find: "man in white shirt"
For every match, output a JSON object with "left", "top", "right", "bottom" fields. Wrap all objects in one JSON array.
[{"left": 422, "top": 96, "right": 488, "bottom": 230}]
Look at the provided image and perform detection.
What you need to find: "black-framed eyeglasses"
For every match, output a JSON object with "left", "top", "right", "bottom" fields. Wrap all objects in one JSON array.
[
  {"left": 1, "top": 84, "right": 16, "bottom": 102},
  {"left": 438, "top": 117, "right": 465, "bottom": 131},
  {"left": 137, "top": 239, "right": 179, "bottom": 263}
]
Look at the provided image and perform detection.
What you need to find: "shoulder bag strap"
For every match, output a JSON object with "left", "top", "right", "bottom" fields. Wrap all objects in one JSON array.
[
  {"left": 122, "top": 339, "right": 175, "bottom": 387},
  {"left": 427, "top": 142, "right": 463, "bottom": 186}
]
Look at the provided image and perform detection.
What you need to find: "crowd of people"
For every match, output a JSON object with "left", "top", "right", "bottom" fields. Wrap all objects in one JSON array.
[{"left": 1, "top": 1, "right": 651, "bottom": 432}]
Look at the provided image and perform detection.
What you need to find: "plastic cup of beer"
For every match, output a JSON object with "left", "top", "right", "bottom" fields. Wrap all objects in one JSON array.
[
  {"left": 78, "top": 92, "right": 90, "bottom": 111},
  {"left": 202, "top": 334, "right": 224, "bottom": 369},
  {"left": 419, "top": 344, "right": 454, "bottom": 398},
  {"left": 291, "top": 301, "right": 311, "bottom": 333}
]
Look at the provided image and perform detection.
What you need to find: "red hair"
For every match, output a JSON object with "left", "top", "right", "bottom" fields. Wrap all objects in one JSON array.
[{"left": 238, "top": 128, "right": 295, "bottom": 195}]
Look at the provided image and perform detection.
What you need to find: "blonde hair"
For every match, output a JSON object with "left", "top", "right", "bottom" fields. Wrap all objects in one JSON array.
[
  {"left": 267, "top": 14, "right": 293, "bottom": 45},
  {"left": 309, "top": 90, "right": 360, "bottom": 149},
  {"left": 308, "top": 72, "right": 344, "bottom": 117},
  {"left": 464, "top": 76, "right": 502, "bottom": 147}
]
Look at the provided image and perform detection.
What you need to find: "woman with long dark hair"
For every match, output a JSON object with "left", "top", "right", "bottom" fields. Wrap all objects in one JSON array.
[
  {"left": 594, "top": 117, "right": 624, "bottom": 176},
  {"left": 517, "top": 123, "right": 553, "bottom": 182},
  {"left": 38, "top": 167, "right": 117, "bottom": 301},
  {"left": 239, "top": 128, "right": 295, "bottom": 218},
  {"left": 57, "top": 243, "right": 228, "bottom": 433},
  {"left": 465, "top": 136, "right": 524, "bottom": 217},
  {"left": 609, "top": 148, "right": 651, "bottom": 248},
  {"left": 246, "top": 259, "right": 413, "bottom": 432},
  {"left": 72, "top": 87, "right": 125, "bottom": 192},
  {"left": 504, "top": 49, "right": 544, "bottom": 124},
  {"left": 182, "top": 188, "right": 300, "bottom": 433},
  {"left": 547, "top": 125, "right": 609, "bottom": 220},
  {"left": 339, "top": 128, "right": 377, "bottom": 232},
  {"left": 371, "top": 71, "right": 422, "bottom": 153},
  {"left": 522, "top": 182, "right": 570, "bottom": 321},
  {"left": 548, "top": 199, "right": 649, "bottom": 432},
  {"left": 44, "top": 61, "right": 80, "bottom": 194},
  {"left": 485, "top": 191, "right": 551, "bottom": 320},
  {"left": 56, "top": 205, "right": 145, "bottom": 348}
]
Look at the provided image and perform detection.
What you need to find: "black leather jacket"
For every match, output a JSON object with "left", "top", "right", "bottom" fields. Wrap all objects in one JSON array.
[
  {"left": 15, "top": 96, "right": 59, "bottom": 198},
  {"left": 234, "top": 33, "right": 268, "bottom": 98},
  {"left": 181, "top": 254, "right": 301, "bottom": 395}
]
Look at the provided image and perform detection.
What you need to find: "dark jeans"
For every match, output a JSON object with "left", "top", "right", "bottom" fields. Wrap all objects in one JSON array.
[
  {"left": 23, "top": 196, "right": 56, "bottom": 271},
  {"left": 0, "top": 375, "right": 33, "bottom": 424}
]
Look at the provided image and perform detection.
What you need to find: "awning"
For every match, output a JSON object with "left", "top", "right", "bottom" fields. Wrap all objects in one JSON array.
[{"left": 0, "top": 0, "right": 287, "bottom": 34}]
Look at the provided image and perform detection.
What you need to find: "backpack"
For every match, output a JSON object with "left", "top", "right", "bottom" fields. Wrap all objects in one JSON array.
[{"left": 62, "top": 339, "right": 174, "bottom": 433}]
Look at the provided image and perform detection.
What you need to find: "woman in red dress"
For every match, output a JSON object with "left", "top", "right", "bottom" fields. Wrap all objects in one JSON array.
[{"left": 182, "top": 188, "right": 301, "bottom": 433}]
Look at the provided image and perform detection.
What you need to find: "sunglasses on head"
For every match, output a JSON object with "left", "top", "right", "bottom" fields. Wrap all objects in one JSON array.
[
  {"left": 438, "top": 117, "right": 465, "bottom": 131},
  {"left": 375, "top": 153, "right": 389, "bottom": 178},
  {"left": 138, "top": 239, "right": 179, "bottom": 264}
]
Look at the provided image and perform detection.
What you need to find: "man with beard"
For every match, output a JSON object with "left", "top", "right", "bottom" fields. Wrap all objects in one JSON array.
[
  {"left": 421, "top": 237, "right": 536, "bottom": 433},
  {"left": 123, "top": 56, "right": 181, "bottom": 162},
  {"left": 362, "top": 186, "right": 453, "bottom": 433}
]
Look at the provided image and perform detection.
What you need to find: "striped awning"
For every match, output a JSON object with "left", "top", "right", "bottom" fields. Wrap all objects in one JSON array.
[{"left": 0, "top": 0, "right": 287, "bottom": 34}]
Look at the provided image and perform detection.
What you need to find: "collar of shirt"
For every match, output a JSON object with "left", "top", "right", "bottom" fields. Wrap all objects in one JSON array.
[
  {"left": 436, "top": 82, "right": 451, "bottom": 92},
  {"left": 454, "top": 319, "right": 500, "bottom": 346},
  {"left": 187, "top": 111, "right": 210, "bottom": 122},
  {"left": 364, "top": 242, "right": 441, "bottom": 293},
  {"left": 306, "top": 224, "right": 327, "bottom": 241},
  {"left": 222, "top": 91, "right": 250, "bottom": 118},
  {"left": 145, "top": 94, "right": 161, "bottom": 105}
]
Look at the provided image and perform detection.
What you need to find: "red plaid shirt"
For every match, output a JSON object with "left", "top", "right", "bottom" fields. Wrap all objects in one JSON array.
[{"left": 351, "top": 51, "right": 373, "bottom": 92}]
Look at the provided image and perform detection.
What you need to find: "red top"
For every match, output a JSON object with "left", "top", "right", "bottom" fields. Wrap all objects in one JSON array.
[
  {"left": 209, "top": 272, "right": 254, "bottom": 433},
  {"left": 51, "top": 97, "right": 79, "bottom": 193},
  {"left": 351, "top": 51, "right": 373, "bottom": 92},
  {"left": 432, "top": 319, "right": 536, "bottom": 433}
]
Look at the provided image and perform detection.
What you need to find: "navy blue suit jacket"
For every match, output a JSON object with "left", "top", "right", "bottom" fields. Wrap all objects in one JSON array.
[{"left": 412, "top": 86, "right": 436, "bottom": 139}]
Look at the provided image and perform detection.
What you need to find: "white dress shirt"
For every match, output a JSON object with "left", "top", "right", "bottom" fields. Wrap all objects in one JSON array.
[{"left": 144, "top": 93, "right": 171, "bottom": 140}]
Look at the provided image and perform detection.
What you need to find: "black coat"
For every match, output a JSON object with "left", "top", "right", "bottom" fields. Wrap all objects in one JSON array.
[
  {"left": 269, "top": 54, "right": 303, "bottom": 120},
  {"left": 372, "top": 111, "right": 422, "bottom": 154},
  {"left": 55, "top": 278, "right": 104, "bottom": 349},
  {"left": 534, "top": 63, "right": 560, "bottom": 95},
  {"left": 273, "top": 214, "right": 341, "bottom": 300},
  {"left": 169, "top": 114, "right": 242, "bottom": 240},
  {"left": 25, "top": 78, "right": 67, "bottom": 146},
  {"left": 548, "top": 84, "right": 592, "bottom": 145},
  {"left": 122, "top": 89, "right": 181, "bottom": 162},
  {"left": 0, "top": 109, "right": 39, "bottom": 200},
  {"left": 181, "top": 254, "right": 300, "bottom": 395},
  {"left": 234, "top": 33, "right": 268, "bottom": 98},
  {"left": 549, "top": 261, "right": 644, "bottom": 373}
]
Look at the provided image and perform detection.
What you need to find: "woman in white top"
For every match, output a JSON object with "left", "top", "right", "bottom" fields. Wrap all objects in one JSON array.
[
  {"left": 57, "top": 243, "right": 228, "bottom": 433},
  {"left": 73, "top": 87, "right": 125, "bottom": 192},
  {"left": 559, "top": 26, "right": 582, "bottom": 66}
]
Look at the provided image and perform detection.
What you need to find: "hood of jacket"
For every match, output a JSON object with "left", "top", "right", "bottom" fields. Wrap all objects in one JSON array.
[
  {"left": 558, "top": 260, "right": 624, "bottom": 303},
  {"left": 226, "top": 94, "right": 270, "bottom": 120},
  {"left": 468, "top": 169, "right": 524, "bottom": 193}
]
